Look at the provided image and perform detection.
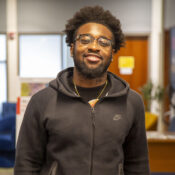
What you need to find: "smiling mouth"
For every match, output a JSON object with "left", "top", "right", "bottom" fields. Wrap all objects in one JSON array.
[{"left": 83, "top": 54, "right": 102, "bottom": 63}]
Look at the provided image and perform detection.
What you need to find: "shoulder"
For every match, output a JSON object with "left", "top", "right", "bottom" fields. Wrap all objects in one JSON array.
[
  {"left": 35, "top": 86, "right": 54, "bottom": 97},
  {"left": 128, "top": 89, "right": 143, "bottom": 104},
  {"left": 22, "top": 86, "right": 58, "bottom": 122},
  {"left": 127, "top": 89, "right": 144, "bottom": 109},
  {"left": 30, "top": 86, "right": 56, "bottom": 106},
  {"left": 125, "top": 89, "right": 145, "bottom": 127}
]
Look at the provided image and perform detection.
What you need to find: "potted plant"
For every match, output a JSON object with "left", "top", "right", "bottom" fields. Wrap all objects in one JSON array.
[
  {"left": 140, "top": 81, "right": 165, "bottom": 130},
  {"left": 140, "top": 81, "right": 153, "bottom": 112}
]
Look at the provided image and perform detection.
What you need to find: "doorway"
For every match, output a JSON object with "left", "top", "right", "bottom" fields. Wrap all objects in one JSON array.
[{"left": 108, "top": 36, "right": 148, "bottom": 94}]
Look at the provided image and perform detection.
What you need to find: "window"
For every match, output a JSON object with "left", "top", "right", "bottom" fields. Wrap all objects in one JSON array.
[
  {"left": 19, "top": 34, "right": 74, "bottom": 78},
  {"left": 62, "top": 35, "right": 74, "bottom": 69},
  {"left": 0, "top": 34, "right": 7, "bottom": 113},
  {"left": 19, "top": 34, "right": 62, "bottom": 78}
]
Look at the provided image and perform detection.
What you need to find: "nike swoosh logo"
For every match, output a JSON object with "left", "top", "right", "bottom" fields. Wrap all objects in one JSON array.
[{"left": 113, "top": 114, "right": 122, "bottom": 121}]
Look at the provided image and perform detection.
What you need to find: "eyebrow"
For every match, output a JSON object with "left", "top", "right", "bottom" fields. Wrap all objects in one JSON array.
[{"left": 78, "top": 33, "right": 112, "bottom": 40}]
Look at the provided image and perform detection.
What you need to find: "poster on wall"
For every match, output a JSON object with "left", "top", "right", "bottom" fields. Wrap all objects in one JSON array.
[
  {"left": 118, "top": 56, "right": 135, "bottom": 75},
  {"left": 21, "top": 82, "right": 47, "bottom": 97},
  {"left": 16, "top": 80, "right": 49, "bottom": 143}
]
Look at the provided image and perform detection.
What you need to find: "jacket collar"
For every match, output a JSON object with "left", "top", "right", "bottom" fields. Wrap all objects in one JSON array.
[{"left": 49, "top": 67, "right": 129, "bottom": 98}]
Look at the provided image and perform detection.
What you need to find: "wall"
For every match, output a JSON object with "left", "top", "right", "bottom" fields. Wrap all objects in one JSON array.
[
  {"left": 12, "top": 0, "right": 175, "bottom": 33},
  {"left": 164, "top": 0, "right": 175, "bottom": 29},
  {"left": 17, "top": 0, "right": 151, "bottom": 34},
  {"left": 0, "top": 0, "right": 6, "bottom": 32}
]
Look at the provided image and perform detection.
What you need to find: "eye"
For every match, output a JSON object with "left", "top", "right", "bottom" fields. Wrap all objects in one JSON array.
[
  {"left": 98, "top": 38, "right": 111, "bottom": 47},
  {"left": 79, "top": 35, "right": 91, "bottom": 44}
]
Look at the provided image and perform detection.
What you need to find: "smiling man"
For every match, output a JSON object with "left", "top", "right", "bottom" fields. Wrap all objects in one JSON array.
[
  {"left": 14, "top": 6, "right": 150, "bottom": 175},
  {"left": 72, "top": 23, "right": 113, "bottom": 80}
]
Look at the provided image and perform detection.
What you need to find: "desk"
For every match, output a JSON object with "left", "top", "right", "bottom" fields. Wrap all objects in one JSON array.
[{"left": 147, "top": 131, "right": 175, "bottom": 172}]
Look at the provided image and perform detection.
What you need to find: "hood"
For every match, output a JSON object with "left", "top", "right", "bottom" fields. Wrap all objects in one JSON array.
[
  {"left": 106, "top": 71, "right": 129, "bottom": 97},
  {"left": 49, "top": 67, "right": 130, "bottom": 98}
]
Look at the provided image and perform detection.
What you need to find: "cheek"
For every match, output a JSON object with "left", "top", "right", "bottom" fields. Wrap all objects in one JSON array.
[
  {"left": 103, "top": 49, "right": 113, "bottom": 58},
  {"left": 74, "top": 44, "right": 87, "bottom": 56}
]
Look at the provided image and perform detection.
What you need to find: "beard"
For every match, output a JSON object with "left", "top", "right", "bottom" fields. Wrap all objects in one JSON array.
[{"left": 73, "top": 53, "right": 112, "bottom": 79}]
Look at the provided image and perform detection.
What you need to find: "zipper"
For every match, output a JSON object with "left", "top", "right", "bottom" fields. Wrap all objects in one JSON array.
[
  {"left": 77, "top": 97, "right": 103, "bottom": 175},
  {"left": 90, "top": 107, "right": 96, "bottom": 175}
]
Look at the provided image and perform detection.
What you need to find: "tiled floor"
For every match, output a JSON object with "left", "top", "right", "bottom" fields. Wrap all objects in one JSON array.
[{"left": 0, "top": 168, "right": 13, "bottom": 175}]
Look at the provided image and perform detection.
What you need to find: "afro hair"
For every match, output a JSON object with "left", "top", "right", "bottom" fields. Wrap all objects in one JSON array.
[{"left": 64, "top": 6, "right": 125, "bottom": 53}]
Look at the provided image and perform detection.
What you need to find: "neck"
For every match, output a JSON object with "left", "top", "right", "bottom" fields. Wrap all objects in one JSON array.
[{"left": 73, "top": 68, "right": 107, "bottom": 88}]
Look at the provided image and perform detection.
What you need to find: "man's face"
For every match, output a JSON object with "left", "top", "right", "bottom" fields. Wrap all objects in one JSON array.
[{"left": 71, "top": 22, "right": 114, "bottom": 79}]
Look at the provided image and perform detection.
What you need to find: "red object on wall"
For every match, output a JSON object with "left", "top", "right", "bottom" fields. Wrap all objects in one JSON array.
[
  {"left": 16, "top": 97, "right": 20, "bottom": 115},
  {"left": 8, "top": 32, "right": 15, "bottom": 40}
]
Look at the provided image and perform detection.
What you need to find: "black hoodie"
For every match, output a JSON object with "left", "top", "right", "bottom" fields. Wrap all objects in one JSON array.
[{"left": 14, "top": 68, "right": 150, "bottom": 175}]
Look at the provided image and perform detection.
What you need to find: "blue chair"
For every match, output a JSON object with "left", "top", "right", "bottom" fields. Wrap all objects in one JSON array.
[
  {"left": 0, "top": 115, "right": 16, "bottom": 150},
  {"left": 0, "top": 150, "right": 15, "bottom": 168},
  {"left": 0, "top": 102, "right": 16, "bottom": 167},
  {"left": 2, "top": 102, "right": 16, "bottom": 118}
]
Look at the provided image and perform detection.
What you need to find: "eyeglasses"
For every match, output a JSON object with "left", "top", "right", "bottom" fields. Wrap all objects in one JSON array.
[{"left": 75, "top": 34, "right": 113, "bottom": 48}]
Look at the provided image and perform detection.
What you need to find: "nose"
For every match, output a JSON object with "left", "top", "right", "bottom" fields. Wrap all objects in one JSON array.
[{"left": 87, "top": 39, "right": 100, "bottom": 52}]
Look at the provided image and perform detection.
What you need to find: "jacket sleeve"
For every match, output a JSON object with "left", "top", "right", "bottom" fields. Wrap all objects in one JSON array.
[
  {"left": 123, "top": 93, "right": 150, "bottom": 175},
  {"left": 14, "top": 95, "right": 47, "bottom": 175}
]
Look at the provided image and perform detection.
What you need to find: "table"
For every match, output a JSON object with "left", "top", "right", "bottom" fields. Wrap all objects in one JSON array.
[{"left": 147, "top": 131, "right": 175, "bottom": 172}]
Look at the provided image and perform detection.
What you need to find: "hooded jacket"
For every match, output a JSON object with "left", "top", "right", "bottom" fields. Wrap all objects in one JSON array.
[{"left": 14, "top": 68, "right": 150, "bottom": 175}]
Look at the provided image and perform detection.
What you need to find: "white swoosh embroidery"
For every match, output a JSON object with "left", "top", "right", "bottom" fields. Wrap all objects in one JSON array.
[{"left": 113, "top": 114, "right": 122, "bottom": 121}]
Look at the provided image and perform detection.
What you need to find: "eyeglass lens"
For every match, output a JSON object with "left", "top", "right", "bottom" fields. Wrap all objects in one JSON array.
[{"left": 78, "top": 34, "right": 112, "bottom": 47}]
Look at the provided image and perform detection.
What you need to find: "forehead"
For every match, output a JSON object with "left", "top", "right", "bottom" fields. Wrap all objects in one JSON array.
[{"left": 76, "top": 22, "right": 113, "bottom": 39}]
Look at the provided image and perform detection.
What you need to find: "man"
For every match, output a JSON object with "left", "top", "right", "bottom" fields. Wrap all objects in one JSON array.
[{"left": 15, "top": 6, "right": 150, "bottom": 175}]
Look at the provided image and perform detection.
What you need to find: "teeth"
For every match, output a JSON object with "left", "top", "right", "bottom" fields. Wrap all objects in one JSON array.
[{"left": 86, "top": 56, "right": 100, "bottom": 62}]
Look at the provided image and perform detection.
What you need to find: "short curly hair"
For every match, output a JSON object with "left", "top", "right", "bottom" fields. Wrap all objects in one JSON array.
[{"left": 64, "top": 6, "right": 125, "bottom": 53}]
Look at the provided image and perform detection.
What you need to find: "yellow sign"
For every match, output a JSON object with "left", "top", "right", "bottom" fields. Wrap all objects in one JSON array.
[{"left": 118, "top": 56, "right": 135, "bottom": 69}]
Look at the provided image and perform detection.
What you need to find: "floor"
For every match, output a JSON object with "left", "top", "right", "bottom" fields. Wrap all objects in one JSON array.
[
  {"left": 0, "top": 168, "right": 175, "bottom": 175},
  {"left": 0, "top": 168, "right": 13, "bottom": 175}
]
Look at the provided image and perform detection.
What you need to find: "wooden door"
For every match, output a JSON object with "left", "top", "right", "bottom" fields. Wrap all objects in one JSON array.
[{"left": 108, "top": 36, "right": 148, "bottom": 94}]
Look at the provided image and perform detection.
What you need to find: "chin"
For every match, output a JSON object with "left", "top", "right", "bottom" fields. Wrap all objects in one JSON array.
[
  {"left": 78, "top": 65, "right": 107, "bottom": 79},
  {"left": 74, "top": 56, "right": 110, "bottom": 78}
]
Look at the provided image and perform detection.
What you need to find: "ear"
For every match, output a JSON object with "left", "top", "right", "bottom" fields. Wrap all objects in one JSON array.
[
  {"left": 112, "top": 49, "right": 115, "bottom": 55},
  {"left": 111, "top": 49, "right": 115, "bottom": 62},
  {"left": 70, "top": 43, "right": 74, "bottom": 57}
]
